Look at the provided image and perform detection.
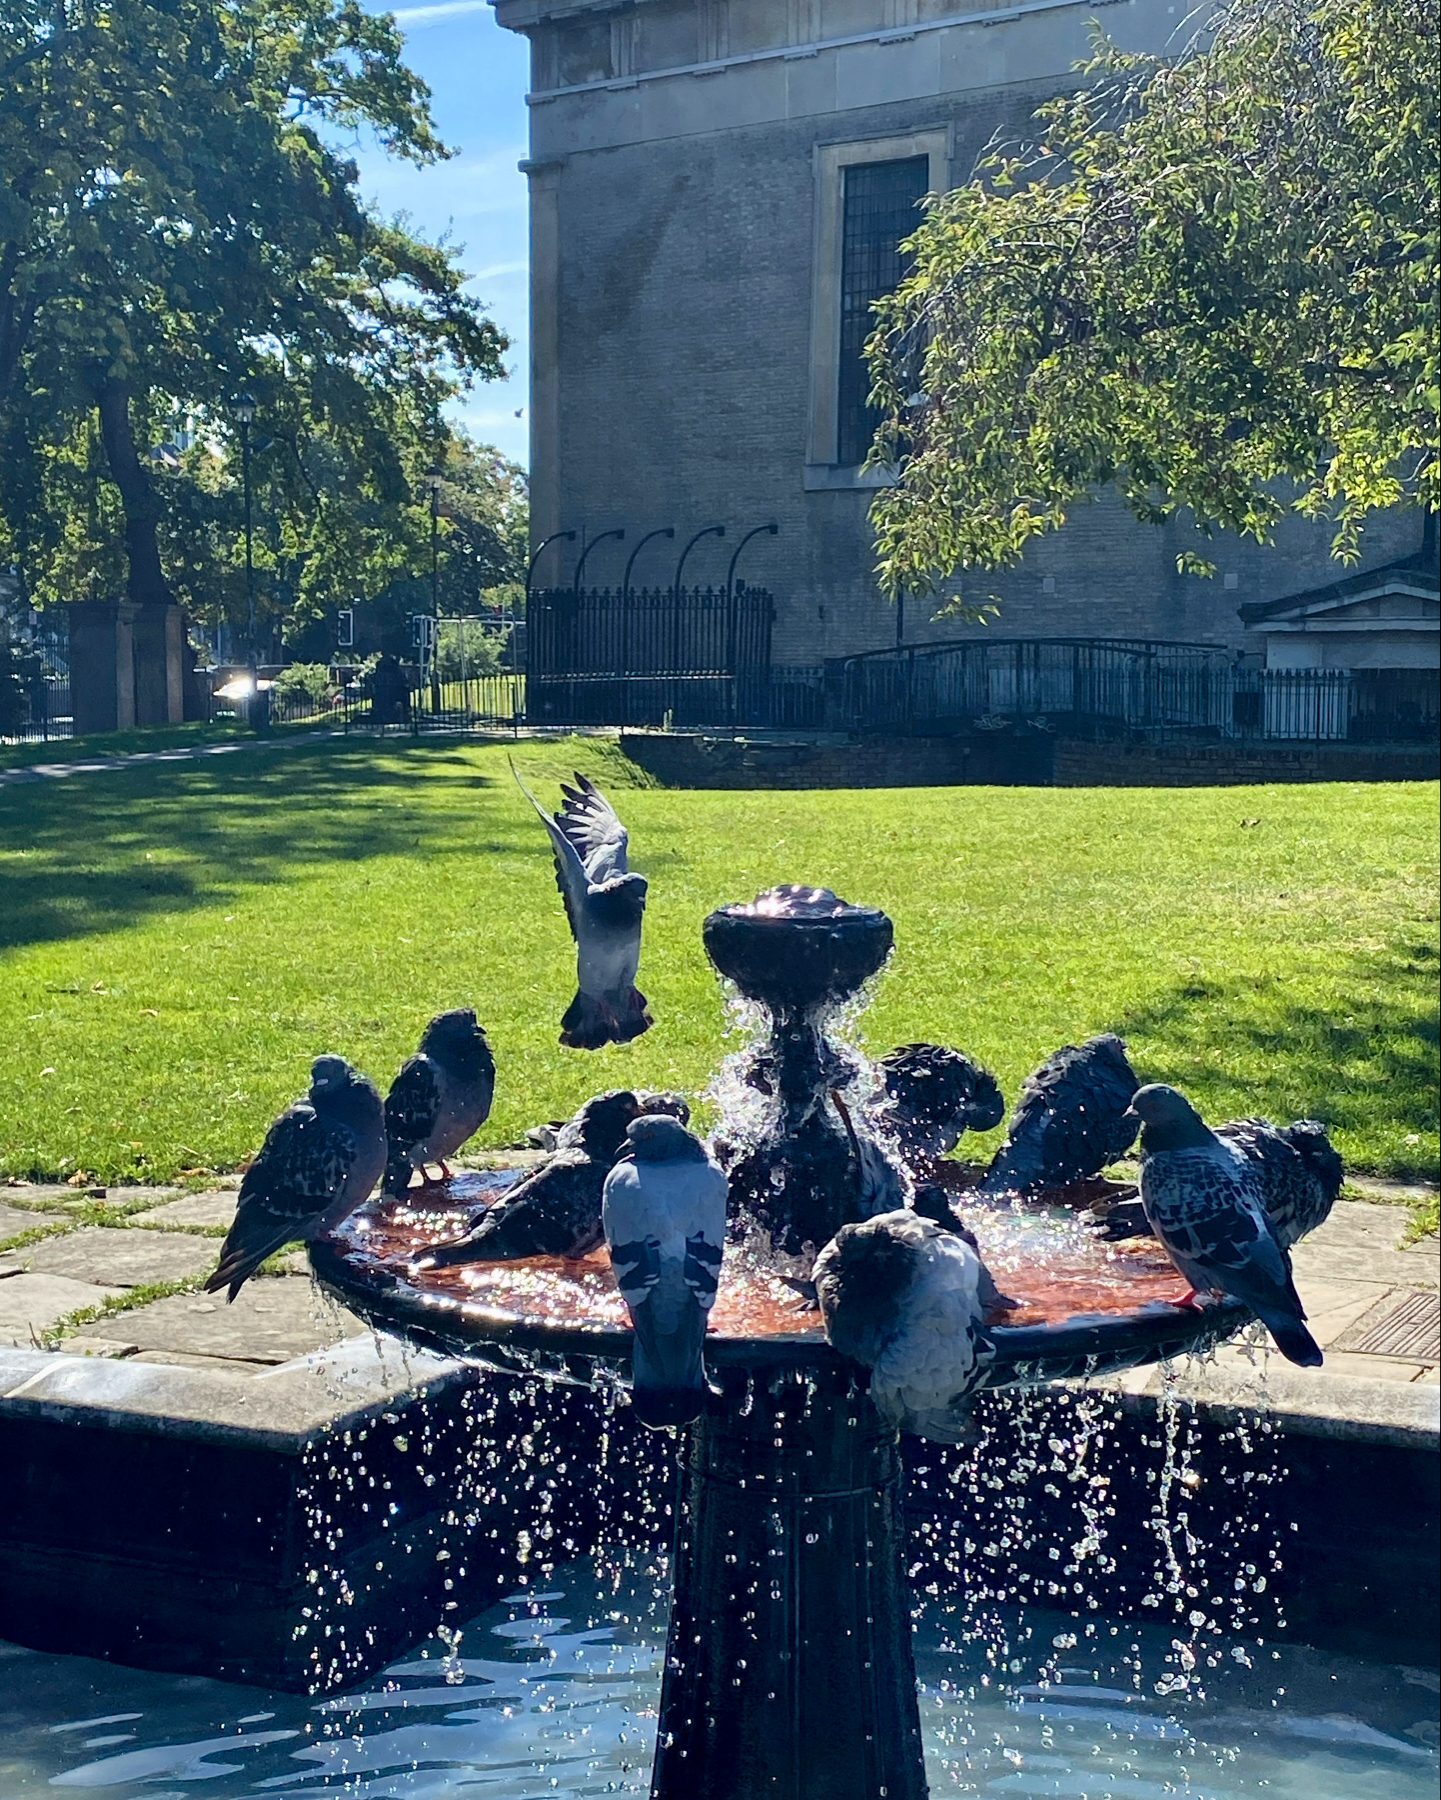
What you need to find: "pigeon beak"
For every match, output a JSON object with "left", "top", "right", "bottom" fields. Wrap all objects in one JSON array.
[{"left": 1122, "top": 1107, "right": 1140, "bottom": 1124}]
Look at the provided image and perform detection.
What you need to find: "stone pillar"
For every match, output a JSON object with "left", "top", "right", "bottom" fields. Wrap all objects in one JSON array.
[
  {"left": 133, "top": 602, "right": 185, "bottom": 725},
  {"left": 651, "top": 1369, "right": 928, "bottom": 1800},
  {"left": 67, "top": 601, "right": 137, "bottom": 735}
]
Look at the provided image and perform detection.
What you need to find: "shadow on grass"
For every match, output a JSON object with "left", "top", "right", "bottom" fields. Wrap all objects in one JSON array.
[
  {"left": 0, "top": 740, "right": 527, "bottom": 952},
  {"left": 1115, "top": 940, "right": 1439, "bottom": 1175}
]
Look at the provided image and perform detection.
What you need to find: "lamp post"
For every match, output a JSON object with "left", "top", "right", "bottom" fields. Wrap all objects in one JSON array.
[
  {"left": 671, "top": 524, "right": 725, "bottom": 680},
  {"left": 426, "top": 467, "right": 443, "bottom": 714},
  {"left": 622, "top": 526, "right": 675, "bottom": 600},
  {"left": 572, "top": 527, "right": 625, "bottom": 594}
]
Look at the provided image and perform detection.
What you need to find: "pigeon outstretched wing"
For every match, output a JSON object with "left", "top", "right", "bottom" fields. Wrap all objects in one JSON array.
[
  {"left": 555, "top": 773, "right": 630, "bottom": 884},
  {"left": 512, "top": 761, "right": 596, "bottom": 943}
]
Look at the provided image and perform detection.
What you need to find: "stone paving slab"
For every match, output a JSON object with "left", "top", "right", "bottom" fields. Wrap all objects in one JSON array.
[
  {"left": 0, "top": 1204, "right": 45, "bottom": 1242},
  {"left": 0, "top": 1273, "right": 125, "bottom": 1346},
  {"left": 72, "top": 1276, "right": 363, "bottom": 1366},
  {"left": 134, "top": 1190, "right": 237, "bottom": 1230},
  {"left": 1290, "top": 1199, "right": 1439, "bottom": 1290},
  {"left": 0, "top": 1227, "right": 218, "bottom": 1288}
]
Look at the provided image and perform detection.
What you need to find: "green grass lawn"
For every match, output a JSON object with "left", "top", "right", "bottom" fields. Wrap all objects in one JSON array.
[{"left": 1, "top": 734, "right": 1435, "bottom": 1187}]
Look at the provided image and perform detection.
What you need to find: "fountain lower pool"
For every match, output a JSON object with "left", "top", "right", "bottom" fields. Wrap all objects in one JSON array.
[{"left": 4, "top": 1549, "right": 1435, "bottom": 1797}]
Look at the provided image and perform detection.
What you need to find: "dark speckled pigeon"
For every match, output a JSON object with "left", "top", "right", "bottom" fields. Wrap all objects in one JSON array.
[
  {"left": 418, "top": 1089, "right": 642, "bottom": 1266},
  {"left": 978, "top": 1034, "right": 1139, "bottom": 1198},
  {"left": 206, "top": 1055, "right": 385, "bottom": 1301},
  {"left": 1130, "top": 1084, "right": 1322, "bottom": 1367},
  {"left": 1100, "top": 1116, "right": 1342, "bottom": 1250},
  {"left": 383, "top": 1009, "right": 496, "bottom": 1195},
  {"left": 514, "top": 764, "right": 651, "bottom": 1050},
  {"left": 872, "top": 1043, "right": 1006, "bottom": 1163}
]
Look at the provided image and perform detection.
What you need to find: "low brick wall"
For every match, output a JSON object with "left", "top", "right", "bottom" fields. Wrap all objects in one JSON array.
[
  {"left": 620, "top": 731, "right": 1054, "bottom": 788},
  {"left": 1051, "top": 738, "right": 1439, "bottom": 787}
]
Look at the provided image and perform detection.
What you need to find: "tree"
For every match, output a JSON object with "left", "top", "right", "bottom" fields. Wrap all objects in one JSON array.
[
  {"left": 0, "top": 0, "right": 505, "bottom": 651},
  {"left": 866, "top": 0, "right": 1438, "bottom": 606}
]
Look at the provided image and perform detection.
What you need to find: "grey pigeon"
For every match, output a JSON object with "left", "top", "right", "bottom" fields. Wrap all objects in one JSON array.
[
  {"left": 603, "top": 1114, "right": 729, "bottom": 1430},
  {"left": 513, "top": 764, "right": 651, "bottom": 1050},
  {"left": 419, "top": 1089, "right": 641, "bottom": 1265},
  {"left": 1099, "top": 1116, "right": 1342, "bottom": 1249},
  {"left": 1129, "top": 1084, "right": 1323, "bottom": 1367},
  {"left": 978, "top": 1033, "right": 1139, "bottom": 1197},
  {"left": 910, "top": 1182, "right": 1019, "bottom": 1313},
  {"left": 872, "top": 1043, "right": 1006, "bottom": 1162},
  {"left": 205, "top": 1055, "right": 385, "bottom": 1301},
  {"left": 813, "top": 1209, "right": 993, "bottom": 1443},
  {"left": 383, "top": 1009, "right": 496, "bottom": 1195}
]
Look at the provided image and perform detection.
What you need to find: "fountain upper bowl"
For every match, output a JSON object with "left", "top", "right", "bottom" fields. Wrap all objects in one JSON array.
[{"left": 703, "top": 885, "right": 894, "bottom": 1010}]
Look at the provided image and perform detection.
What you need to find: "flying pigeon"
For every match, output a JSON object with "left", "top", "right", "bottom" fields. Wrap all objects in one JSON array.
[
  {"left": 383, "top": 1009, "right": 496, "bottom": 1195},
  {"left": 205, "top": 1055, "right": 385, "bottom": 1301},
  {"left": 513, "top": 764, "right": 651, "bottom": 1050},
  {"left": 418, "top": 1089, "right": 641, "bottom": 1265},
  {"left": 1098, "top": 1115, "right": 1342, "bottom": 1249},
  {"left": 813, "top": 1209, "right": 993, "bottom": 1443},
  {"left": 1129, "top": 1084, "right": 1323, "bottom": 1367},
  {"left": 978, "top": 1034, "right": 1140, "bottom": 1198},
  {"left": 871, "top": 1043, "right": 1006, "bottom": 1163},
  {"left": 603, "top": 1113, "right": 729, "bottom": 1430}
]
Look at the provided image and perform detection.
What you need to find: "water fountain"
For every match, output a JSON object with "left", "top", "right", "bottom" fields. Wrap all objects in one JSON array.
[{"left": 310, "top": 885, "right": 1249, "bottom": 1800}]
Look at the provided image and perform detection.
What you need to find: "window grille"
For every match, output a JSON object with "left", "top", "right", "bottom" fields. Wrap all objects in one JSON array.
[{"left": 836, "top": 156, "right": 930, "bottom": 468}]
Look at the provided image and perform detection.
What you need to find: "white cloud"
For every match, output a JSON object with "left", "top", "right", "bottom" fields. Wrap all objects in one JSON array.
[{"left": 392, "top": 1, "right": 491, "bottom": 26}]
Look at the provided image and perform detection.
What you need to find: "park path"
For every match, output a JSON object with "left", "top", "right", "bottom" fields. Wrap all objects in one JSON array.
[{"left": 0, "top": 729, "right": 346, "bottom": 788}]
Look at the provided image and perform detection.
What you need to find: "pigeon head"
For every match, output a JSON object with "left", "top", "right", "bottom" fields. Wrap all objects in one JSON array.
[
  {"left": 309, "top": 1054, "right": 353, "bottom": 1098},
  {"left": 419, "top": 1008, "right": 492, "bottom": 1077},
  {"left": 575, "top": 1089, "right": 642, "bottom": 1159},
  {"left": 626, "top": 1114, "right": 708, "bottom": 1163},
  {"left": 638, "top": 1090, "right": 691, "bottom": 1127},
  {"left": 1126, "top": 1083, "right": 1214, "bottom": 1153}
]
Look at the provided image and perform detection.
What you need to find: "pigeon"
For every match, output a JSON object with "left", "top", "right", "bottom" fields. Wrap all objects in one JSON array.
[
  {"left": 910, "top": 1181, "right": 1019, "bottom": 1314},
  {"left": 813, "top": 1209, "right": 993, "bottom": 1443},
  {"left": 383, "top": 1009, "right": 496, "bottom": 1195},
  {"left": 1129, "top": 1084, "right": 1323, "bottom": 1368},
  {"left": 205, "top": 1055, "right": 385, "bottom": 1301},
  {"left": 872, "top": 1043, "right": 1006, "bottom": 1162},
  {"left": 513, "top": 763, "right": 651, "bottom": 1050},
  {"left": 978, "top": 1034, "right": 1140, "bottom": 1198},
  {"left": 1098, "top": 1116, "right": 1342, "bottom": 1249},
  {"left": 603, "top": 1113, "right": 729, "bottom": 1430},
  {"left": 418, "top": 1089, "right": 641, "bottom": 1265}
]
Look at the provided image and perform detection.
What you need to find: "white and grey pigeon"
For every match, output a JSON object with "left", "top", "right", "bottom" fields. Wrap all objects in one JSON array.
[
  {"left": 419, "top": 1089, "right": 642, "bottom": 1265},
  {"left": 814, "top": 1209, "right": 992, "bottom": 1444},
  {"left": 513, "top": 764, "right": 652, "bottom": 1050},
  {"left": 1129, "top": 1083, "right": 1323, "bottom": 1367},
  {"left": 205, "top": 1055, "right": 385, "bottom": 1301},
  {"left": 1099, "top": 1115, "right": 1342, "bottom": 1249},
  {"left": 383, "top": 1008, "right": 496, "bottom": 1195},
  {"left": 978, "top": 1033, "right": 1140, "bottom": 1198},
  {"left": 871, "top": 1043, "right": 1006, "bottom": 1163},
  {"left": 603, "top": 1113, "right": 728, "bottom": 1430}
]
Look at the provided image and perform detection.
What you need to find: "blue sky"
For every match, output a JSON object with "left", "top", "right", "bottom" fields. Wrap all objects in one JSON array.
[{"left": 350, "top": 2, "right": 531, "bottom": 467}]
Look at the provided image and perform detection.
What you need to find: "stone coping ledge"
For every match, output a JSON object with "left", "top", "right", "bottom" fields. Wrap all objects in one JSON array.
[
  {"left": 1101, "top": 1358, "right": 1440, "bottom": 1452},
  {"left": 0, "top": 1335, "right": 474, "bottom": 1455}
]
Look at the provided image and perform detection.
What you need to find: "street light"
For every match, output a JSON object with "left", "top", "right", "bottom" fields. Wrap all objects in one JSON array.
[
  {"left": 426, "top": 467, "right": 443, "bottom": 714},
  {"left": 235, "top": 393, "right": 256, "bottom": 679},
  {"left": 572, "top": 527, "right": 625, "bottom": 594},
  {"left": 622, "top": 527, "right": 675, "bottom": 600}
]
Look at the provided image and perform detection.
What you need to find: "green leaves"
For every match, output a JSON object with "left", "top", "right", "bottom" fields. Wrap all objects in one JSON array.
[{"left": 866, "top": 0, "right": 1439, "bottom": 601}]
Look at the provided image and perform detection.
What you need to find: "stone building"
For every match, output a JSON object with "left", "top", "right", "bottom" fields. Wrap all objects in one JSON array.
[{"left": 493, "top": 0, "right": 1425, "bottom": 679}]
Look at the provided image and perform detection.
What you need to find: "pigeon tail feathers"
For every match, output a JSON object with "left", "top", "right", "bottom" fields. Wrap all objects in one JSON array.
[
  {"left": 629, "top": 1301, "right": 708, "bottom": 1430},
  {"left": 560, "top": 986, "right": 652, "bottom": 1050},
  {"left": 1254, "top": 1307, "right": 1325, "bottom": 1368}
]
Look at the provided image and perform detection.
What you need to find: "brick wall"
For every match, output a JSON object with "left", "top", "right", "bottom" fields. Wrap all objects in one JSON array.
[{"left": 1050, "top": 738, "right": 1440, "bottom": 787}]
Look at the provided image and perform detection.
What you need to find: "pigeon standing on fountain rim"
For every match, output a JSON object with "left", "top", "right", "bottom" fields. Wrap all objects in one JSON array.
[
  {"left": 603, "top": 1113, "right": 728, "bottom": 1430},
  {"left": 383, "top": 1009, "right": 495, "bottom": 1195},
  {"left": 207, "top": 1055, "right": 385, "bottom": 1301},
  {"left": 1129, "top": 1083, "right": 1323, "bottom": 1367},
  {"left": 514, "top": 764, "right": 652, "bottom": 1050}
]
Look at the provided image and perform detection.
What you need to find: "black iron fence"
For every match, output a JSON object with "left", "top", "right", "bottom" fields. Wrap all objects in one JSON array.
[
  {"left": 529, "top": 583, "right": 773, "bottom": 679},
  {"left": 838, "top": 639, "right": 1438, "bottom": 744}
]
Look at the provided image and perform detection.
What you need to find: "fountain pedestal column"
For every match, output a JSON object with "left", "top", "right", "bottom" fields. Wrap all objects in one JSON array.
[{"left": 653, "top": 1372, "right": 928, "bottom": 1800}]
